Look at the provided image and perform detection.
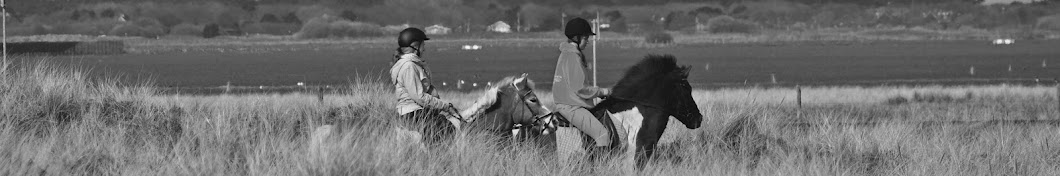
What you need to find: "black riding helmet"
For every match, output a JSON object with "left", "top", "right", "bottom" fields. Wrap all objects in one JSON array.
[
  {"left": 564, "top": 18, "right": 596, "bottom": 40},
  {"left": 398, "top": 28, "right": 430, "bottom": 47}
]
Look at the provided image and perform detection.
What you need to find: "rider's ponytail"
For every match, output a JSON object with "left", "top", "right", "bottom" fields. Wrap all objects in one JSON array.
[{"left": 393, "top": 46, "right": 420, "bottom": 61}]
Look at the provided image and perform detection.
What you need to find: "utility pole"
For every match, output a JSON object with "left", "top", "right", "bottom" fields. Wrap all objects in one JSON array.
[
  {"left": 592, "top": 11, "right": 600, "bottom": 104},
  {"left": 2, "top": 0, "right": 7, "bottom": 64},
  {"left": 593, "top": 11, "right": 599, "bottom": 88},
  {"left": 561, "top": 13, "right": 566, "bottom": 30}
]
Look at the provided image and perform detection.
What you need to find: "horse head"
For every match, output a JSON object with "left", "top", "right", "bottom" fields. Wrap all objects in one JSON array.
[
  {"left": 609, "top": 54, "right": 703, "bottom": 129},
  {"left": 462, "top": 73, "right": 556, "bottom": 136},
  {"left": 666, "top": 65, "right": 702, "bottom": 129}
]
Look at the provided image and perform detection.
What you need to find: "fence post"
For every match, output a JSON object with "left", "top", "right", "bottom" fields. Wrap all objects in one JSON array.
[
  {"left": 318, "top": 87, "right": 325, "bottom": 102},
  {"left": 225, "top": 81, "right": 231, "bottom": 94},
  {"left": 796, "top": 85, "right": 802, "bottom": 109},
  {"left": 770, "top": 73, "right": 777, "bottom": 84},
  {"left": 796, "top": 85, "right": 802, "bottom": 118}
]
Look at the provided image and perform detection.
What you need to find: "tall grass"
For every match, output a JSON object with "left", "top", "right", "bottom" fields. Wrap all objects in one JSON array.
[{"left": 2, "top": 62, "right": 1060, "bottom": 175}]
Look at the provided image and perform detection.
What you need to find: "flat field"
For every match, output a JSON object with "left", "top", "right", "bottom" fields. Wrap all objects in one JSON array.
[
  {"left": 2, "top": 62, "right": 1060, "bottom": 175},
  {"left": 15, "top": 39, "right": 1060, "bottom": 94}
]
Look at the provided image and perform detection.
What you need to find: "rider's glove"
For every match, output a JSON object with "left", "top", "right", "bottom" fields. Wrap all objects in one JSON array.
[{"left": 576, "top": 87, "right": 611, "bottom": 99}]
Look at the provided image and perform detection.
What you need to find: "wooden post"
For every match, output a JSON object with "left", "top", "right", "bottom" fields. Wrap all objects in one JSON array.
[
  {"left": 770, "top": 73, "right": 777, "bottom": 84},
  {"left": 796, "top": 85, "right": 802, "bottom": 118},
  {"left": 318, "top": 87, "right": 325, "bottom": 102},
  {"left": 796, "top": 85, "right": 802, "bottom": 109},
  {"left": 969, "top": 66, "right": 975, "bottom": 76},
  {"left": 225, "top": 81, "right": 232, "bottom": 94}
]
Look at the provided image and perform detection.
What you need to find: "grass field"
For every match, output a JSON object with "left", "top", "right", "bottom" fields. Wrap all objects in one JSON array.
[{"left": 4, "top": 61, "right": 1060, "bottom": 175}]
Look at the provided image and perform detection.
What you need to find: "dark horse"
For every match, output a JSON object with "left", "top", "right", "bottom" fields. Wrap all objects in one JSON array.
[
  {"left": 558, "top": 54, "right": 704, "bottom": 169},
  {"left": 460, "top": 73, "right": 556, "bottom": 142}
]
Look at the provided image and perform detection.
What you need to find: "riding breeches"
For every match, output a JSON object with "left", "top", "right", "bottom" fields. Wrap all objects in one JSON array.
[
  {"left": 554, "top": 104, "right": 611, "bottom": 147},
  {"left": 398, "top": 108, "right": 457, "bottom": 145}
]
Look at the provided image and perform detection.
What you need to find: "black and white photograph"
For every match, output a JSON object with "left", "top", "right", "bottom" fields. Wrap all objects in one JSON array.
[{"left": 2, "top": 0, "right": 1060, "bottom": 175}]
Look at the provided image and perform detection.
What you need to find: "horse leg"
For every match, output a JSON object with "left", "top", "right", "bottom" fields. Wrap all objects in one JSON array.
[{"left": 634, "top": 114, "right": 668, "bottom": 170}]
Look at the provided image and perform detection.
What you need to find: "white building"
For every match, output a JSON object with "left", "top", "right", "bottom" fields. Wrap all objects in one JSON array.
[
  {"left": 487, "top": 21, "right": 511, "bottom": 33},
  {"left": 425, "top": 24, "right": 451, "bottom": 35}
]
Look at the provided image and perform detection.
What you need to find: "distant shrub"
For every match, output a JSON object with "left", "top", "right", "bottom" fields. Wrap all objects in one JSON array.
[
  {"left": 261, "top": 14, "right": 281, "bottom": 23},
  {"left": 101, "top": 9, "right": 117, "bottom": 18},
  {"left": 884, "top": 96, "right": 909, "bottom": 105},
  {"left": 46, "top": 23, "right": 99, "bottom": 35},
  {"left": 108, "top": 24, "right": 164, "bottom": 38},
  {"left": 202, "top": 24, "right": 221, "bottom": 38},
  {"left": 294, "top": 16, "right": 382, "bottom": 39},
  {"left": 296, "top": 5, "right": 337, "bottom": 23},
  {"left": 131, "top": 18, "right": 164, "bottom": 29},
  {"left": 215, "top": 11, "right": 244, "bottom": 29},
  {"left": 283, "top": 12, "right": 302, "bottom": 24},
  {"left": 706, "top": 16, "right": 759, "bottom": 34},
  {"left": 644, "top": 32, "right": 674, "bottom": 44},
  {"left": 885, "top": 92, "right": 974, "bottom": 105},
  {"left": 1038, "top": 15, "right": 1060, "bottom": 31},
  {"left": 169, "top": 23, "right": 203, "bottom": 36},
  {"left": 6, "top": 25, "right": 46, "bottom": 36},
  {"left": 243, "top": 23, "right": 301, "bottom": 35}
]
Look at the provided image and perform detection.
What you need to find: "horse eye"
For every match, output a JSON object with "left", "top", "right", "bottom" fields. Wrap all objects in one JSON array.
[{"left": 529, "top": 98, "right": 539, "bottom": 103}]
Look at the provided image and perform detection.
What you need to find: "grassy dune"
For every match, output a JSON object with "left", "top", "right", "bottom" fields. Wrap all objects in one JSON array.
[{"left": 3, "top": 62, "right": 1060, "bottom": 175}]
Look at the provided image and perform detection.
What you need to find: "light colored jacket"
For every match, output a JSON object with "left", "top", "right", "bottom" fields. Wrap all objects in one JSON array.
[
  {"left": 390, "top": 53, "right": 448, "bottom": 115},
  {"left": 552, "top": 42, "right": 608, "bottom": 108}
]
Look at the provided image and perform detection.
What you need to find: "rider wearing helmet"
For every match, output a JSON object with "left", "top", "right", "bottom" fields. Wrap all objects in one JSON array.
[
  {"left": 553, "top": 18, "right": 613, "bottom": 151},
  {"left": 390, "top": 27, "right": 464, "bottom": 145}
]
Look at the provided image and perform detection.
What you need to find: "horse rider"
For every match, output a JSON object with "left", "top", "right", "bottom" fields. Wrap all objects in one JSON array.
[
  {"left": 390, "top": 27, "right": 465, "bottom": 145},
  {"left": 553, "top": 18, "right": 614, "bottom": 153}
]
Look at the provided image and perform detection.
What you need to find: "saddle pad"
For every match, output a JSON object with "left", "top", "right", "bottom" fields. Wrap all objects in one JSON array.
[{"left": 555, "top": 127, "right": 584, "bottom": 163}]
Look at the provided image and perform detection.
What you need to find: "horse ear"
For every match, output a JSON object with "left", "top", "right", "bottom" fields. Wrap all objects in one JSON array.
[
  {"left": 513, "top": 74, "right": 527, "bottom": 90},
  {"left": 681, "top": 66, "right": 691, "bottom": 77}
]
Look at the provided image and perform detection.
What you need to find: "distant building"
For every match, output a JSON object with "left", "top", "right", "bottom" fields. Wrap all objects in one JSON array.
[
  {"left": 591, "top": 19, "right": 610, "bottom": 30},
  {"left": 487, "top": 21, "right": 511, "bottom": 33},
  {"left": 425, "top": 24, "right": 451, "bottom": 35}
]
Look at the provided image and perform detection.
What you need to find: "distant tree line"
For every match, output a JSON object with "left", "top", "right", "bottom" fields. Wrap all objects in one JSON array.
[{"left": 4, "top": 0, "right": 1059, "bottom": 38}]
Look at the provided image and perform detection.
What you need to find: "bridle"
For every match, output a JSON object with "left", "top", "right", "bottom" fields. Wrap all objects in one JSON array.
[{"left": 509, "top": 84, "right": 556, "bottom": 135}]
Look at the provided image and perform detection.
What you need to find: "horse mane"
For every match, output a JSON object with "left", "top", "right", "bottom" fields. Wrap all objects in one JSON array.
[
  {"left": 610, "top": 54, "right": 679, "bottom": 100},
  {"left": 460, "top": 76, "right": 533, "bottom": 121}
]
